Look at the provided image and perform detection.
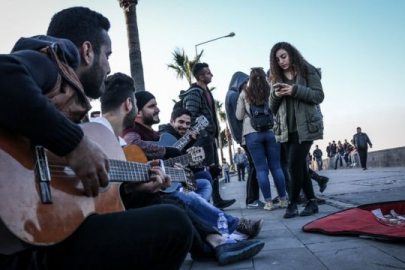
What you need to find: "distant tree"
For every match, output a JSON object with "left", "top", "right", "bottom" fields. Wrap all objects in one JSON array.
[
  {"left": 118, "top": 0, "right": 145, "bottom": 91},
  {"left": 167, "top": 48, "right": 204, "bottom": 86}
]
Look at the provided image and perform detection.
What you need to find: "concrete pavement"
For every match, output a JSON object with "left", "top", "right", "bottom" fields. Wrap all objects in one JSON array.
[{"left": 181, "top": 167, "right": 405, "bottom": 270}]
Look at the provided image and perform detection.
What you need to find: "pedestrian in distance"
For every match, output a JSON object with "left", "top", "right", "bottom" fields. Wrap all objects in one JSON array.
[{"left": 353, "top": 127, "right": 372, "bottom": 170}]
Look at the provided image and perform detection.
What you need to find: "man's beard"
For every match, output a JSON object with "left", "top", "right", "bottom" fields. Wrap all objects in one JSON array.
[
  {"left": 176, "top": 127, "right": 187, "bottom": 136},
  {"left": 143, "top": 113, "right": 160, "bottom": 126},
  {"left": 123, "top": 105, "right": 137, "bottom": 130},
  {"left": 81, "top": 54, "right": 105, "bottom": 99}
]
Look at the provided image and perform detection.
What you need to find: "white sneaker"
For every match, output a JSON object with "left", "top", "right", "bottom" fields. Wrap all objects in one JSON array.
[
  {"left": 279, "top": 198, "right": 289, "bottom": 208},
  {"left": 264, "top": 201, "right": 275, "bottom": 211}
]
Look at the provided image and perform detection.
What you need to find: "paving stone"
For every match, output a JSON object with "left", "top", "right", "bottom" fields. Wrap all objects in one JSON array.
[
  {"left": 315, "top": 245, "right": 405, "bottom": 270},
  {"left": 258, "top": 229, "right": 304, "bottom": 251},
  {"left": 306, "top": 238, "right": 370, "bottom": 253},
  {"left": 291, "top": 229, "right": 359, "bottom": 245},
  {"left": 191, "top": 257, "right": 254, "bottom": 270},
  {"left": 365, "top": 240, "right": 405, "bottom": 261},
  {"left": 253, "top": 248, "right": 327, "bottom": 270}
]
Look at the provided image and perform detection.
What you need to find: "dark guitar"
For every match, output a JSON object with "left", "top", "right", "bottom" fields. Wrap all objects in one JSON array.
[
  {"left": 0, "top": 123, "right": 192, "bottom": 254},
  {"left": 150, "top": 115, "right": 209, "bottom": 150}
]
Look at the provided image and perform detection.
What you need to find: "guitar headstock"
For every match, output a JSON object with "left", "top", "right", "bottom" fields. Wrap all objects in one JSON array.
[
  {"left": 186, "top": 147, "right": 205, "bottom": 165},
  {"left": 193, "top": 116, "right": 209, "bottom": 131}
]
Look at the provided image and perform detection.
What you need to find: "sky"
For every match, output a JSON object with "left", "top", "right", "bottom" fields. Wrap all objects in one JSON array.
[{"left": 1, "top": 0, "right": 404, "bottom": 156}]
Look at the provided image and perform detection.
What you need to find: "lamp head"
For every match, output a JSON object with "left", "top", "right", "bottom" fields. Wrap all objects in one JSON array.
[{"left": 227, "top": 32, "right": 235, "bottom": 37}]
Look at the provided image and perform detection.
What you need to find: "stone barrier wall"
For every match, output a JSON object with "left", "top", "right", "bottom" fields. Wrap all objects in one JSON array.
[{"left": 320, "top": 146, "right": 405, "bottom": 170}]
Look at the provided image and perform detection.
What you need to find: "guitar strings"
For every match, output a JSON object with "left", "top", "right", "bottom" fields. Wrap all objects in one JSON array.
[{"left": 46, "top": 164, "right": 187, "bottom": 182}]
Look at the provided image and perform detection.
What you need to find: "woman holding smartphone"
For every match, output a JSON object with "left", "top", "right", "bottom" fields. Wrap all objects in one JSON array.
[
  {"left": 236, "top": 68, "right": 288, "bottom": 211},
  {"left": 269, "top": 42, "right": 324, "bottom": 218}
]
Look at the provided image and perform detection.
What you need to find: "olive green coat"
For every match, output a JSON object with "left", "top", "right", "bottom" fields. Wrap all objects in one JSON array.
[{"left": 269, "top": 64, "right": 324, "bottom": 143}]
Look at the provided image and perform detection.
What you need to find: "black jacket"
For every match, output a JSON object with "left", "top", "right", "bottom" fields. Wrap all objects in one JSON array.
[
  {"left": 179, "top": 84, "right": 219, "bottom": 138},
  {"left": 0, "top": 36, "right": 83, "bottom": 156}
]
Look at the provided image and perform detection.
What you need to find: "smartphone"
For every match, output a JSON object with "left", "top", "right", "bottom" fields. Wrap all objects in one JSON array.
[{"left": 273, "top": 83, "right": 282, "bottom": 90}]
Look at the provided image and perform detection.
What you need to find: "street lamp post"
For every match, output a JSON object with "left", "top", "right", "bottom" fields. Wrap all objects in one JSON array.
[{"left": 195, "top": 32, "right": 235, "bottom": 57}]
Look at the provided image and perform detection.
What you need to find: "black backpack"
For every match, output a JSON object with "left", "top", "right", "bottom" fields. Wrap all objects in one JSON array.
[
  {"left": 173, "top": 88, "right": 200, "bottom": 111},
  {"left": 246, "top": 103, "right": 273, "bottom": 132},
  {"left": 172, "top": 90, "right": 185, "bottom": 110}
]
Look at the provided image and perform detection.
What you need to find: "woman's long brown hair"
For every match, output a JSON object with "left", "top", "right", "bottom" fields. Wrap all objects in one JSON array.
[
  {"left": 245, "top": 68, "right": 270, "bottom": 105},
  {"left": 269, "top": 42, "right": 308, "bottom": 84}
]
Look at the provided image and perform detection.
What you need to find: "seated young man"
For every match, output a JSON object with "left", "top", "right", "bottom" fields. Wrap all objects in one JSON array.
[
  {"left": 158, "top": 107, "right": 218, "bottom": 185},
  {"left": 97, "top": 73, "right": 265, "bottom": 265},
  {"left": 121, "top": 91, "right": 213, "bottom": 200}
]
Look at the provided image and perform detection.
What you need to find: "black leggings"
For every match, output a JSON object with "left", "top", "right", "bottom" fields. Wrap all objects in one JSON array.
[
  {"left": 283, "top": 132, "right": 315, "bottom": 204},
  {"left": 242, "top": 145, "right": 260, "bottom": 204}
]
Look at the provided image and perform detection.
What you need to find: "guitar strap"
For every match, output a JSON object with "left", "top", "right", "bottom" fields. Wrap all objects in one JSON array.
[{"left": 41, "top": 45, "right": 91, "bottom": 123}]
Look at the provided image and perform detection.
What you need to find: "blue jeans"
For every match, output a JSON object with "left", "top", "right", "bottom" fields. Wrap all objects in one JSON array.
[
  {"left": 334, "top": 155, "right": 343, "bottom": 169},
  {"left": 173, "top": 191, "right": 239, "bottom": 233},
  {"left": 194, "top": 170, "right": 213, "bottom": 185},
  {"left": 246, "top": 131, "right": 286, "bottom": 201},
  {"left": 195, "top": 179, "right": 212, "bottom": 201},
  {"left": 224, "top": 171, "right": 230, "bottom": 183}
]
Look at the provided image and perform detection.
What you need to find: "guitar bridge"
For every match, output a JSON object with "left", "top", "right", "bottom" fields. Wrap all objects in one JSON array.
[{"left": 34, "top": 146, "right": 52, "bottom": 204}]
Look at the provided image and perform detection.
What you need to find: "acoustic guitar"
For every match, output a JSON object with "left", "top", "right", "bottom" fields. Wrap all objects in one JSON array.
[
  {"left": 150, "top": 115, "right": 209, "bottom": 150},
  {"left": 123, "top": 144, "right": 198, "bottom": 192},
  {"left": 0, "top": 123, "right": 192, "bottom": 254}
]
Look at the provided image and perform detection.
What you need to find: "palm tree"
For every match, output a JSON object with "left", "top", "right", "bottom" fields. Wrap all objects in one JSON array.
[
  {"left": 118, "top": 0, "right": 145, "bottom": 91},
  {"left": 215, "top": 100, "right": 228, "bottom": 163},
  {"left": 215, "top": 100, "right": 233, "bottom": 165},
  {"left": 167, "top": 48, "right": 204, "bottom": 86}
]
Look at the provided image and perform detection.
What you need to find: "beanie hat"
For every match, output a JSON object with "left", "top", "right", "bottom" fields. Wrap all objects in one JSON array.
[{"left": 135, "top": 91, "right": 155, "bottom": 110}]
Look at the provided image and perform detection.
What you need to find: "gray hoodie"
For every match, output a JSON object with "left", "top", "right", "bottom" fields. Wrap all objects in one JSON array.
[{"left": 225, "top": 72, "right": 249, "bottom": 144}]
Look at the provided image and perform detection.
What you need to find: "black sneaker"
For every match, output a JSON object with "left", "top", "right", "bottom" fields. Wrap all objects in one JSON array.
[
  {"left": 236, "top": 218, "right": 264, "bottom": 239},
  {"left": 214, "top": 199, "right": 236, "bottom": 209},
  {"left": 215, "top": 240, "right": 265, "bottom": 266},
  {"left": 284, "top": 203, "right": 298, "bottom": 218},
  {"left": 315, "top": 197, "right": 326, "bottom": 205},
  {"left": 300, "top": 199, "right": 319, "bottom": 216},
  {"left": 317, "top": 176, "right": 329, "bottom": 193}
]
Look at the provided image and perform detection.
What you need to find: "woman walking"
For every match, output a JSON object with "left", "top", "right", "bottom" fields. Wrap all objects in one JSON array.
[
  {"left": 269, "top": 42, "right": 324, "bottom": 218},
  {"left": 236, "top": 68, "right": 287, "bottom": 210}
]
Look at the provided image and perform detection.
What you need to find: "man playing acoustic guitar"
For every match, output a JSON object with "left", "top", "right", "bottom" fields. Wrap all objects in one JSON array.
[{"left": 0, "top": 7, "right": 193, "bottom": 270}]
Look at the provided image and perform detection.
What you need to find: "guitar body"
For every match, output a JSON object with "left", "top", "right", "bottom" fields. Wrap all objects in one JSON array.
[
  {"left": 0, "top": 123, "right": 125, "bottom": 254},
  {"left": 148, "top": 133, "right": 178, "bottom": 147}
]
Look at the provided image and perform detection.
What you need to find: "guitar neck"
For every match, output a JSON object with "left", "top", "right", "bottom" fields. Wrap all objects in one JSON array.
[
  {"left": 108, "top": 159, "right": 187, "bottom": 183},
  {"left": 172, "top": 131, "right": 192, "bottom": 150},
  {"left": 172, "top": 122, "right": 206, "bottom": 150},
  {"left": 164, "top": 154, "right": 192, "bottom": 167}
]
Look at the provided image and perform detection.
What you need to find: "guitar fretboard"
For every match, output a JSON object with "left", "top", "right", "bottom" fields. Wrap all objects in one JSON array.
[
  {"left": 108, "top": 159, "right": 187, "bottom": 183},
  {"left": 172, "top": 119, "right": 207, "bottom": 150},
  {"left": 164, "top": 154, "right": 192, "bottom": 167}
]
